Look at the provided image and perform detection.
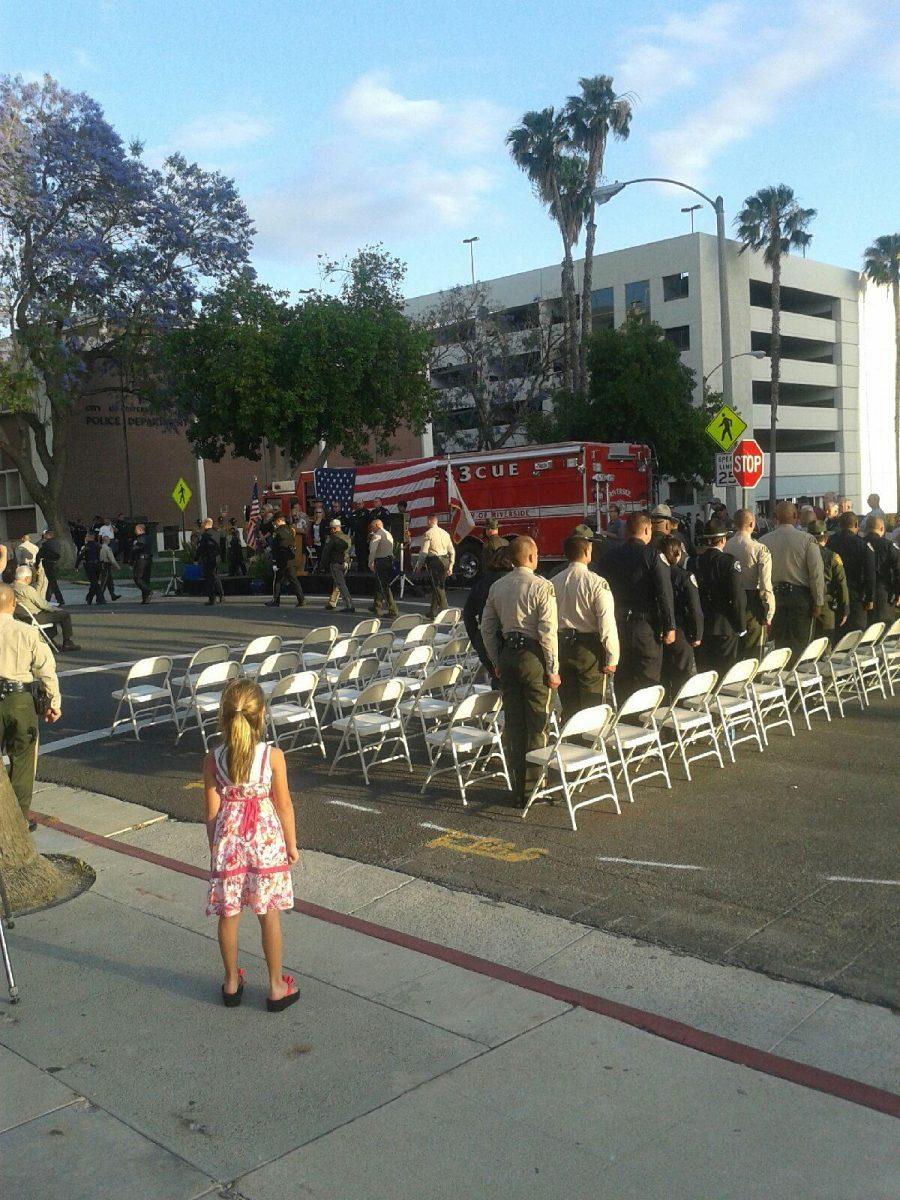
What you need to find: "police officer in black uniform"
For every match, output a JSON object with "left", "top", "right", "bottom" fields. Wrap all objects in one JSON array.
[
  {"left": 36, "top": 529, "right": 66, "bottom": 605},
  {"left": 130, "top": 523, "right": 153, "bottom": 604},
  {"left": 827, "top": 511, "right": 876, "bottom": 632},
  {"left": 369, "top": 498, "right": 391, "bottom": 526},
  {"left": 267, "top": 514, "right": 305, "bottom": 607},
  {"left": 600, "top": 511, "right": 675, "bottom": 700},
  {"left": 76, "top": 533, "right": 104, "bottom": 605},
  {"left": 863, "top": 515, "right": 900, "bottom": 624},
  {"left": 692, "top": 519, "right": 747, "bottom": 674},
  {"left": 659, "top": 534, "right": 703, "bottom": 697},
  {"left": 197, "top": 518, "right": 224, "bottom": 605}
]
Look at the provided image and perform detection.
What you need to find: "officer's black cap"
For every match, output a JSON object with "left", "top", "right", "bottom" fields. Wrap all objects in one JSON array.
[{"left": 698, "top": 518, "right": 731, "bottom": 541}]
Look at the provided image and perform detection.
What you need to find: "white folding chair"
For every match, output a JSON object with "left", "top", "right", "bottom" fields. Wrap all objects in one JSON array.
[
  {"left": 350, "top": 617, "right": 381, "bottom": 640},
  {"left": 299, "top": 625, "right": 339, "bottom": 671},
  {"left": 399, "top": 665, "right": 462, "bottom": 754},
  {"left": 111, "top": 656, "right": 178, "bottom": 740},
  {"left": 176, "top": 660, "right": 241, "bottom": 749},
  {"left": 422, "top": 691, "right": 511, "bottom": 805},
  {"left": 390, "top": 614, "right": 425, "bottom": 635},
  {"left": 256, "top": 651, "right": 302, "bottom": 697},
  {"left": 854, "top": 622, "right": 887, "bottom": 704},
  {"left": 239, "top": 635, "right": 283, "bottom": 678},
  {"left": 316, "top": 637, "right": 359, "bottom": 688},
  {"left": 172, "top": 643, "right": 230, "bottom": 712},
  {"left": 319, "top": 657, "right": 380, "bottom": 721},
  {"left": 433, "top": 608, "right": 463, "bottom": 646},
  {"left": 712, "top": 658, "right": 764, "bottom": 760},
  {"left": 391, "top": 645, "right": 434, "bottom": 695},
  {"left": 657, "top": 671, "right": 724, "bottom": 781},
  {"left": 607, "top": 685, "right": 671, "bottom": 804},
  {"left": 750, "top": 647, "right": 796, "bottom": 742},
  {"left": 16, "top": 605, "right": 58, "bottom": 655},
  {"left": 880, "top": 616, "right": 900, "bottom": 695},
  {"left": 789, "top": 637, "right": 832, "bottom": 729},
  {"left": 267, "top": 671, "right": 325, "bottom": 756},
  {"left": 824, "top": 631, "right": 865, "bottom": 716},
  {"left": 392, "top": 622, "right": 436, "bottom": 658},
  {"left": 330, "top": 678, "right": 411, "bottom": 785},
  {"left": 524, "top": 704, "right": 619, "bottom": 831},
  {"left": 359, "top": 631, "right": 395, "bottom": 677}
]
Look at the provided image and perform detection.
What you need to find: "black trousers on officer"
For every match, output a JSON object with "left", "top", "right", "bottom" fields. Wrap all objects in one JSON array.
[
  {"left": 43, "top": 568, "right": 65, "bottom": 606},
  {"left": 871, "top": 585, "right": 896, "bottom": 626},
  {"left": 845, "top": 594, "right": 868, "bottom": 634},
  {"left": 696, "top": 631, "right": 740, "bottom": 676},
  {"left": 132, "top": 556, "right": 152, "bottom": 603},
  {"left": 425, "top": 554, "right": 450, "bottom": 619},
  {"left": 85, "top": 565, "right": 104, "bottom": 604},
  {"left": 558, "top": 631, "right": 607, "bottom": 723},
  {"left": 0, "top": 690, "right": 39, "bottom": 821},
  {"left": 771, "top": 586, "right": 813, "bottom": 665},
  {"left": 498, "top": 640, "right": 551, "bottom": 804},
  {"left": 371, "top": 557, "right": 398, "bottom": 616},
  {"left": 616, "top": 617, "right": 662, "bottom": 701},
  {"left": 662, "top": 630, "right": 695, "bottom": 698},
  {"left": 228, "top": 549, "right": 247, "bottom": 576},
  {"left": 272, "top": 560, "right": 304, "bottom": 605},
  {"left": 203, "top": 560, "right": 224, "bottom": 603}
]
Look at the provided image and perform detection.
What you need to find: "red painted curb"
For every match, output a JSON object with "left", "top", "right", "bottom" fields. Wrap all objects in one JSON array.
[{"left": 35, "top": 813, "right": 900, "bottom": 1121}]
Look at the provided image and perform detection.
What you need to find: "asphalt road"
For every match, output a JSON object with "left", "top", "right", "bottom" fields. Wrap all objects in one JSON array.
[{"left": 35, "top": 592, "right": 899, "bottom": 1008}]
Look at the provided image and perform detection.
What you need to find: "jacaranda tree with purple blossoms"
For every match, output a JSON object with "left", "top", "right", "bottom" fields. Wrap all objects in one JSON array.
[{"left": 0, "top": 74, "right": 254, "bottom": 550}]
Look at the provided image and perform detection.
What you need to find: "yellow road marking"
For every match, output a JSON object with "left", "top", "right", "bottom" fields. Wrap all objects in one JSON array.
[
  {"left": 183, "top": 780, "right": 204, "bottom": 791},
  {"left": 426, "top": 828, "right": 546, "bottom": 864}
]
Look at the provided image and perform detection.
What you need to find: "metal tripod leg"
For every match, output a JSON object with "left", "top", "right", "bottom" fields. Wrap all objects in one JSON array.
[{"left": 0, "top": 867, "right": 20, "bottom": 1003}]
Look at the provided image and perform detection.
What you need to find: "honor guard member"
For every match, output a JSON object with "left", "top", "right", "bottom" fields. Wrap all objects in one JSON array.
[
  {"left": 482, "top": 519, "right": 509, "bottom": 572},
  {"left": 600, "top": 512, "right": 675, "bottom": 700},
  {"left": 808, "top": 521, "right": 849, "bottom": 642},
  {"left": 863, "top": 515, "right": 900, "bottom": 624},
  {"left": 0, "top": 583, "right": 61, "bottom": 829},
  {"left": 267, "top": 514, "right": 304, "bottom": 607},
  {"left": 321, "top": 518, "right": 355, "bottom": 613},
  {"left": 659, "top": 535, "right": 703, "bottom": 696},
  {"left": 415, "top": 515, "right": 455, "bottom": 620},
  {"left": 481, "top": 536, "right": 559, "bottom": 806},
  {"left": 760, "top": 502, "right": 824, "bottom": 664},
  {"left": 196, "top": 518, "right": 225, "bottom": 606},
  {"left": 130, "top": 523, "right": 153, "bottom": 604},
  {"left": 368, "top": 519, "right": 398, "bottom": 617},
  {"left": 827, "top": 512, "right": 876, "bottom": 631},
  {"left": 552, "top": 534, "right": 618, "bottom": 722},
  {"left": 725, "top": 509, "right": 775, "bottom": 659},
  {"left": 693, "top": 520, "right": 747, "bottom": 674}
]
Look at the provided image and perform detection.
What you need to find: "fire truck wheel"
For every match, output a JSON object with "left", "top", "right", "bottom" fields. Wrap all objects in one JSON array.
[{"left": 455, "top": 541, "right": 482, "bottom": 584}]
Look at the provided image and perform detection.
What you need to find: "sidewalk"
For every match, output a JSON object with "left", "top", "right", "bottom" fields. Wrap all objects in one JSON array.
[{"left": 1, "top": 783, "right": 896, "bottom": 1199}]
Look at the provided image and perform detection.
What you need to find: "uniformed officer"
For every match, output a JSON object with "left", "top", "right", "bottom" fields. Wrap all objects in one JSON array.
[
  {"left": 659, "top": 534, "right": 703, "bottom": 697},
  {"left": 321, "top": 518, "right": 355, "bottom": 613},
  {"left": 863, "top": 515, "right": 900, "bottom": 624},
  {"left": 0, "top": 583, "right": 61, "bottom": 830},
  {"left": 463, "top": 545, "right": 513, "bottom": 676},
  {"left": 415, "top": 515, "right": 456, "bottom": 619},
  {"left": 552, "top": 534, "right": 618, "bottom": 722},
  {"left": 368, "top": 519, "right": 398, "bottom": 617},
  {"left": 761, "top": 502, "right": 824, "bottom": 664},
  {"left": 196, "top": 518, "right": 225, "bottom": 606},
  {"left": 369, "top": 498, "right": 391, "bottom": 526},
  {"left": 481, "top": 536, "right": 559, "bottom": 806},
  {"left": 130, "top": 523, "right": 153, "bottom": 604},
  {"left": 649, "top": 504, "right": 687, "bottom": 564},
  {"left": 76, "top": 532, "right": 104, "bottom": 605},
  {"left": 827, "top": 512, "right": 876, "bottom": 632},
  {"left": 808, "top": 520, "right": 849, "bottom": 642},
  {"left": 725, "top": 509, "right": 775, "bottom": 660},
  {"left": 693, "top": 520, "right": 747, "bottom": 674},
  {"left": 267, "top": 514, "right": 304, "bottom": 607},
  {"left": 600, "top": 512, "right": 675, "bottom": 700},
  {"left": 482, "top": 519, "right": 509, "bottom": 572}
]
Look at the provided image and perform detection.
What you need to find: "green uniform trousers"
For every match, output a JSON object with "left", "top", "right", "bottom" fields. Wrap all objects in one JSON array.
[
  {"left": 742, "top": 590, "right": 768, "bottom": 660},
  {"left": 0, "top": 691, "right": 39, "bottom": 820},
  {"left": 771, "top": 588, "right": 813, "bottom": 666},
  {"left": 558, "top": 632, "right": 607, "bottom": 724},
  {"left": 498, "top": 641, "right": 551, "bottom": 805}
]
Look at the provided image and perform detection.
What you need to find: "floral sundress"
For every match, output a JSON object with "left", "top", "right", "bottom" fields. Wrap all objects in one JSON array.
[{"left": 206, "top": 742, "right": 295, "bottom": 917}]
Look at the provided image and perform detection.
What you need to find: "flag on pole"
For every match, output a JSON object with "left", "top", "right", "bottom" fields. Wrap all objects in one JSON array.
[
  {"left": 448, "top": 472, "right": 476, "bottom": 543},
  {"left": 246, "top": 479, "right": 261, "bottom": 550}
]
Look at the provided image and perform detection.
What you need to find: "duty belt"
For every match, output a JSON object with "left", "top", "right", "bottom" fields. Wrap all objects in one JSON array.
[
  {"left": 560, "top": 628, "right": 601, "bottom": 644},
  {"left": 0, "top": 679, "right": 28, "bottom": 695},
  {"left": 505, "top": 631, "right": 540, "bottom": 651},
  {"left": 620, "top": 609, "right": 653, "bottom": 622},
  {"left": 773, "top": 582, "right": 810, "bottom": 595}
]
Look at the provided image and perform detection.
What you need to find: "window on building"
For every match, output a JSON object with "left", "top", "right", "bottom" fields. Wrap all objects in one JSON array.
[
  {"left": 591, "top": 286, "right": 614, "bottom": 329},
  {"left": 625, "top": 279, "right": 650, "bottom": 320},
  {"left": 663, "top": 272, "right": 689, "bottom": 301},
  {"left": 664, "top": 325, "right": 690, "bottom": 351}
]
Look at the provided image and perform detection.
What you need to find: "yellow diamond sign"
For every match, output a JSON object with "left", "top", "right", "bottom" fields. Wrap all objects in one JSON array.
[
  {"left": 171, "top": 477, "right": 192, "bottom": 511},
  {"left": 705, "top": 404, "right": 747, "bottom": 452}
]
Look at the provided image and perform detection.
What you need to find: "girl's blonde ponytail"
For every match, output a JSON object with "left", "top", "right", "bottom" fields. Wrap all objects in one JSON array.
[{"left": 219, "top": 679, "right": 266, "bottom": 784}]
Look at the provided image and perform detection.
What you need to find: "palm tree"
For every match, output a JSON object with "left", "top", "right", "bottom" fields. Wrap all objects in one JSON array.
[
  {"left": 862, "top": 234, "right": 900, "bottom": 506},
  {"left": 734, "top": 185, "right": 816, "bottom": 510},
  {"left": 565, "top": 75, "right": 633, "bottom": 395},
  {"left": 507, "top": 108, "right": 579, "bottom": 392}
]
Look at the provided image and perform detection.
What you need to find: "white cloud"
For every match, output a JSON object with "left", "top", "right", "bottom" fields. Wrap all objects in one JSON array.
[
  {"left": 176, "top": 113, "right": 273, "bottom": 153},
  {"left": 650, "top": 0, "right": 872, "bottom": 180},
  {"left": 338, "top": 72, "right": 442, "bottom": 140}
]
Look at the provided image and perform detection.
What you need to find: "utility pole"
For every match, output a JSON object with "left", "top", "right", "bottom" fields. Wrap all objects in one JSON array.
[{"left": 463, "top": 236, "right": 479, "bottom": 286}]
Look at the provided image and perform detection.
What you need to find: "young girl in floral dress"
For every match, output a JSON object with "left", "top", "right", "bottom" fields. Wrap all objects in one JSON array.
[{"left": 204, "top": 679, "right": 300, "bottom": 1011}]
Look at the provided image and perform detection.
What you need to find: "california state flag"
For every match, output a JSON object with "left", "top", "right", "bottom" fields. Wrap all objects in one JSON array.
[{"left": 448, "top": 473, "right": 476, "bottom": 543}]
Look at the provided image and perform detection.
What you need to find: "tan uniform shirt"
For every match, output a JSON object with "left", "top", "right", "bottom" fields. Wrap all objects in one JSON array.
[
  {"left": 724, "top": 532, "right": 776, "bottom": 622},
  {"left": 552, "top": 562, "right": 620, "bottom": 668},
  {"left": 760, "top": 524, "right": 825, "bottom": 607},
  {"left": 415, "top": 524, "right": 456, "bottom": 574},
  {"left": 100, "top": 544, "right": 119, "bottom": 569},
  {"left": 481, "top": 566, "right": 559, "bottom": 674},
  {"left": 368, "top": 527, "right": 395, "bottom": 569},
  {"left": 13, "top": 582, "right": 53, "bottom": 616},
  {"left": 0, "top": 612, "right": 61, "bottom": 708}
]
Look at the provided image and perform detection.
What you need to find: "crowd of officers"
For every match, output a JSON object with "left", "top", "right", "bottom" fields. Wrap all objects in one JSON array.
[{"left": 465, "top": 501, "right": 899, "bottom": 806}]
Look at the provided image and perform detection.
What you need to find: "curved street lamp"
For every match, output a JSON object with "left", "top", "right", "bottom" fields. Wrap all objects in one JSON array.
[{"left": 703, "top": 349, "right": 766, "bottom": 389}]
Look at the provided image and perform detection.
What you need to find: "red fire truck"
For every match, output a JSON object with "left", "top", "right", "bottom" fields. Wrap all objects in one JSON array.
[{"left": 266, "top": 440, "right": 653, "bottom": 579}]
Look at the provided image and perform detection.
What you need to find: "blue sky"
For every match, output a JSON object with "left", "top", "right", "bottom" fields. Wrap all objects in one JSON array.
[{"left": 4, "top": 0, "right": 898, "bottom": 297}]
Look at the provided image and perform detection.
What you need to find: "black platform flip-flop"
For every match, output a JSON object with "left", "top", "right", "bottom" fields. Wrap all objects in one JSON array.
[
  {"left": 266, "top": 974, "right": 300, "bottom": 1013},
  {"left": 221, "top": 968, "right": 244, "bottom": 1008}
]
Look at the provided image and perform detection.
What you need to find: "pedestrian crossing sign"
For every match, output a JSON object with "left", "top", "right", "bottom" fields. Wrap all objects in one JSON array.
[
  {"left": 705, "top": 404, "right": 747, "bottom": 452},
  {"left": 171, "top": 477, "right": 192, "bottom": 511}
]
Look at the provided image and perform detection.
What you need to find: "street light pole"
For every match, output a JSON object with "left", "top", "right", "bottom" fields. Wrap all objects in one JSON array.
[{"left": 463, "top": 236, "right": 479, "bottom": 287}]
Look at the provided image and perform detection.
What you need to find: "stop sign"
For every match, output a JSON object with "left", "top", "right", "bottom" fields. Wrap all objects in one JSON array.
[{"left": 731, "top": 438, "right": 764, "bottom": 489}]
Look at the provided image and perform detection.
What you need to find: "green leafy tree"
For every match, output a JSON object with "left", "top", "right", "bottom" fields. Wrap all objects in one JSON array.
[
  {"left": 564, "top": 75, "right": 633, "bottom": 396},
  {"left": 532, "top": 317, "right": 715, "bottom": 484},
  {"left": 734, "top": 185, "right": 815, "bottom": 510},
  {"left": 862, "top": 234, "right": 900, "bottom": 505}
]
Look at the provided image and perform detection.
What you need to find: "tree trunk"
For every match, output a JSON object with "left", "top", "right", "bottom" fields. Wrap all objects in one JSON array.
[
  {"left": 579, "top": 207, "right": 597, "bottom": 397},
  {"left": 560, "top": 246, "right": 579, "bottom": 394},
  {"left": 0, "top": 771, "right": 68, "bottom": 913},
  {"left": 769, "top": 253, "right": 782, "bottom": 514},
  {"left": 893, "top": 274, "right": 900, "bottom": 511}
]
